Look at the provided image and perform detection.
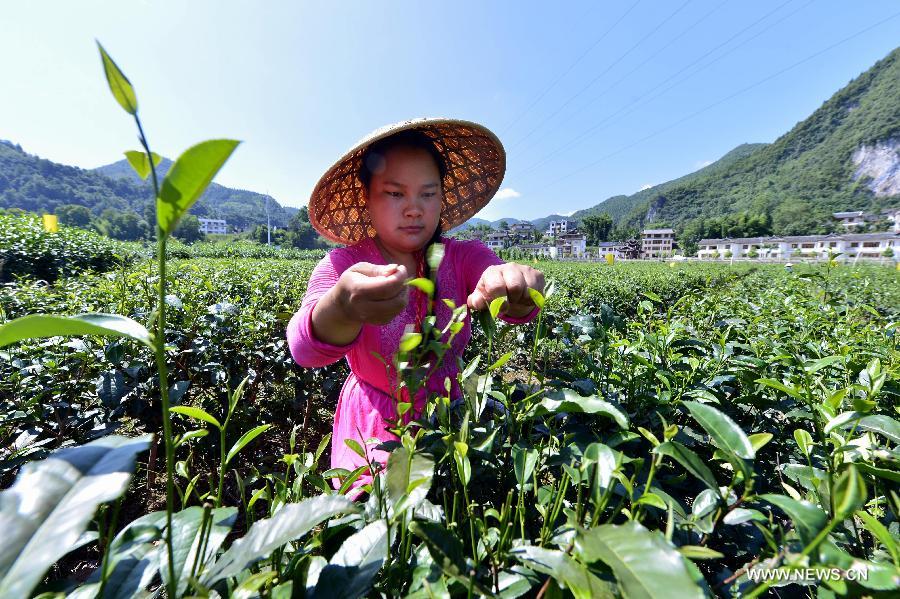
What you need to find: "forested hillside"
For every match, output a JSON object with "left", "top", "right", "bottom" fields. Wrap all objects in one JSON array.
[{"left": 0, "top": 142, "right": 296, "bottom": 233}]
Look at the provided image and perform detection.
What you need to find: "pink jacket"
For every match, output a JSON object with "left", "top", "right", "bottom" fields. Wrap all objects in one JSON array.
[{"left": 286, "top": 236, "right": 538, "bottom": 493}]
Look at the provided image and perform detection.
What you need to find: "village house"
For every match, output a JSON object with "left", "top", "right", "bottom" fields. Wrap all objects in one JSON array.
[
  {"left": 509, "top": 221, "right": 535, "bottom": 235},
  {"left": 515, "top": 243, "right": 558, "bottom": 259},
  {"left": 832, "top": 211, "right": 867, "bottom": 229},
  {"left": 484, "top": 231, "right": 511, "bottom": 251},
  {"left": 555, "top": 232, "right": 587, "bottom": 259},
  {"left": 198, "top": 217, "right": 228, "bottom": 235},
  {"left": 696, "top": 231, "right": 898, "bottom": 260},
  {"left": 641, "top": 228, "right": 676, "bottom": 258},
  {"left": 597, "top": 240, "right": 641, "bottom": 259},
  {"left": 884, "top": 208, "right": 900, "bottom": 233},
  {"left": 548, "top": 219, "right": 576, "bottom": 237}
]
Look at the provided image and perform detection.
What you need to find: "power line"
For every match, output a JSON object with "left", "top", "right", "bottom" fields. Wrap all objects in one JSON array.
[
  {"left": 522, "top": 0, "right": 805, "bottom": 173},
  {"left": 534, "top": 8, "right": 900, "bottom": 196},
  {"left": 499, "top": 1, "right": 642, "bottom": 136},
  {"left": 507, "top": 0, "right": 694, "bottom": 152}
]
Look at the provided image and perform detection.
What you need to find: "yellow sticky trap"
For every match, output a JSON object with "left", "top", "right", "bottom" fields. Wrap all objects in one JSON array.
[
  {"left": 605, "top": 253, "right": 614, "bottom": 265},
  {"left": 42, "top": 214, "right": 59, "bottom": 233}
]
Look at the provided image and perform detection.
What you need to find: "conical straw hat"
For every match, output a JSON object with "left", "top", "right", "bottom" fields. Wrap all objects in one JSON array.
[{"left": 309, "top": 118, "right": 506, "bottom": 245}]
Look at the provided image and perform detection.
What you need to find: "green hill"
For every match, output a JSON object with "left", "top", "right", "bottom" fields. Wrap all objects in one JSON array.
[
  {"left": 0, "top": 142, "right": 296, "bottom": 231},
  {"left": 575, "top": 46, "right": 900, "bottom": 241},
  {"left": 94, "top": 157, "right": 297, "bottom": 230},
  {"left": 571, "top": 143, "right": 767, "bottom": 224}
]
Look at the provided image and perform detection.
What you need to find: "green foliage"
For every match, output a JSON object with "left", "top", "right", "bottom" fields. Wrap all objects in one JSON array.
[
  {"left": 581, "top": 212, "right": 613, "bottom": 245},
  {"left": 0, "top": 212, "right": 140, "bottom": 282},
  {"left": 172, "top": 213, "right": 204, "bottom": 243}
]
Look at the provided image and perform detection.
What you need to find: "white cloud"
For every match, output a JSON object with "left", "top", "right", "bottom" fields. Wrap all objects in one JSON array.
[
  {"left": 494, "top": 187, "right": 521, "bottom": 200},
  {"left": 640, "top": 183, "right": 654, "bottom": 191},
  {"left": 561, "top": 210, "right": 576, "bottom": 216},
  {"left": 696, "top": 160, "right": 713, "bottom": 168}
]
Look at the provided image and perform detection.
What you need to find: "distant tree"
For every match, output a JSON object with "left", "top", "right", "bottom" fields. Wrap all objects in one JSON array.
[
  {"left": 173, "top": 214, "right": 204, "bottom": 243},
  {"left": 498, "top": 220, "right": 509, "bottom": 231},
  {"left": 883, "top": 247, "right": 894, "bottom": 258},
  {"left": 96, "top": 208, "right": 150, "bottom": 241},
  {"left": 285, "top": 206, "right": 323, "bottom": 249},
  {"left": 56, "top": 204, "right": 94, "bottom": 228},
  {"left": 581, "top": 213, "right": 613, "bottom": 245}
]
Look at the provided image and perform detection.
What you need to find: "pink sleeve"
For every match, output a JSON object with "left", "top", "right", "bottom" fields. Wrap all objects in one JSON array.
[
  {"left": 286, "top": 253, "right": 362, "bottom": 368},
  {"left": 456, "top": 239, "right": 540, "bottom": 325}
]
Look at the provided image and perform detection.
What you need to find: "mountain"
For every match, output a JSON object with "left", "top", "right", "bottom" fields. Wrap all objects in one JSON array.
[
  {"left": 569, "top": 144, "right": 767, "bottom": 224},
  {"left": 0, "top": 142, "right": 296, "bottom": 230},
  {"left": 490, "top": 46, "right": 900, "bottom": 240},
  {"left": 571, "top": 46, "right": 900, "bottom": 238},
  {"left": 94, "top": 157, "right": 297, "bottom": 230}
]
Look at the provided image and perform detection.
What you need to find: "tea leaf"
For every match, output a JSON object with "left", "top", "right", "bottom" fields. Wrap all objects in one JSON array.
[
  {"left": 169, "top": 406, "right": 221, "bottom": 430},
  {"left": 540, "top": 389, "right": 629, "bottom": 429},
  {"left": 204, "top": 495, "right": 357, "bottom": 584},
  {"left": 0, "top": 313, "right": 153, "bottom": 349},
  {"left": 0, "top": 435, "right": 152, "bottom": 597},
  {"left": 832, "top": 464, "right": 867, "bottom": 521},
  {"left": 758, "top": 494, "right": 828, "bottom": 545},
  {"left": 410, "top": 520, "right": 489, "bottom": 592},
  {"left": 124, "top": 150, "right": 162, "bottom": 180},
  {"left": 160, "top": 506, "right": 237, "bottom": 596},
  {"left": 793, "top": 429, "right": 814, "bottom": 456},
  {"left": 406, "top": 277, "right": 434, "bottom": 297},
  {"left": 512, "top": 444, "right": 538, "bottom": 488},
  {"left": 678, "top": 546, "right": 724, "bottom": 560},
  {"left": 654, "top": 441, "right": 719, "bottom": 492},
  {"left": 528, "top": 287, "right": 545, "bottom": 309},
  {"left": 488, "top": 350, "right": 513, "bottom": 372},
  {"left": 311, "top": 520, "right": 388, "bottom": 599},
  {"left": 856, "top": 510, "right": 899, "bottom": 567},
  {"left": 489, "top": 295, "right": 507, "bottom": 320},
  {"left": 399, "top": 332, "right": 422, "bottom": 352},
  {"left": 575, "top": 521, "right": 704, "bottom": 599},
  {"left": 225, "top": 424, "right": 272, "bottom": 465},
  {"left": 157, "top": 139, "right": 240, "bottom": 237},
  {"left": 512, "top": 545, "right": 616, "bottom": 599},
  {"left": 97, "top": 42, "right": 138, "bottom": 115},
  {"left": 683, "top": 401, "right": 755, "bottom": 460},
  {"left": 386, "top": 445, "right": 433, "bottom": 514}
]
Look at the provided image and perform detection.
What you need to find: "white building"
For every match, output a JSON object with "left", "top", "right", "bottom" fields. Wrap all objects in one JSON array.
[
  {"left": 516, "top": 243, "right": 558, "bottom": 259},
  {"left": 198, "top": 218, "right": 228, "bottom": 235},
  {"left": 485, "top": 231, "right": 511, "bottom": 251},
  {"left": 510, "top": 222, "right": 535, "bottom": 234},
  {"left": 832, "top": 211, "right": 867, "bottom": 229},
  {"left": 556, "top": 232, "right": 587, "bottom": 258},
  {"left": 697, "top": 232, "right": 898, "bottom": 260},
  {"left": 548, "top": 219, "right": 576, "bottom": 237},
  {"left": 641, "top": 228, "right": 676, "bottom": 258},
  {"left": 883, "top": 208, "right": 900, "bottom": 233},
  {"left": 596, "top": 241, "right": 630, "bottom": 259}
]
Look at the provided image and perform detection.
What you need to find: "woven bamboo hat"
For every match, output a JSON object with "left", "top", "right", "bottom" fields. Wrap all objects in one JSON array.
[{"left": 308, "top": 118, "right": 506, "bottom": 245}]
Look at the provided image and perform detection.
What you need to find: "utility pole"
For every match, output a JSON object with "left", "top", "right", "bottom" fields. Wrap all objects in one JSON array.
[{"left": 266, "top": 194, "right": 271, "bottom": 246}]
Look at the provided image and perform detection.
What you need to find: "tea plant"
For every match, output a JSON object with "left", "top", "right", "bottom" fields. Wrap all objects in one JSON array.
[{"left": 0, "top": 46, "right": 897, "bottom": 599}]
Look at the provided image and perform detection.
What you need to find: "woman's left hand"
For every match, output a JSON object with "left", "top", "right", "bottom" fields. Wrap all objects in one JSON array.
[{"left": 467, "top": 263, "right": 545, "bottom": 318}]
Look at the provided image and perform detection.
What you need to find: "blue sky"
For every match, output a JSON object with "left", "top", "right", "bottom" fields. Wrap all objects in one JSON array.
[{"left": 2, "top": 1, "right": 898, "bottom": 221}]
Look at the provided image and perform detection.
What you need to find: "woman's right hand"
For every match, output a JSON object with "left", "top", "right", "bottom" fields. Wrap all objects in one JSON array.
[{"left": 335, "top": 262, "right": 410, "bottom": 325}]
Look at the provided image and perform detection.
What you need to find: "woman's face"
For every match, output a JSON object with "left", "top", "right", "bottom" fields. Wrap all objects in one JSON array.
[{"left": 367, "top": 145, "right": 442, "bottom": 255}]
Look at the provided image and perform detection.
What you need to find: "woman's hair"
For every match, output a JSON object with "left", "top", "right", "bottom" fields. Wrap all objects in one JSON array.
[
  {"left": 358, "top": 129, "right": 448, "bottom": 189},
  {"left": 359, "top": 130, "right": 447, "bottom": 282}
]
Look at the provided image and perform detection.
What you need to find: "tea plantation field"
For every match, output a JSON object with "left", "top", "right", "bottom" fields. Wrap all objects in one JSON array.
[{"left": 1, "top": 217, "right": 899, "bottom": 597}]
